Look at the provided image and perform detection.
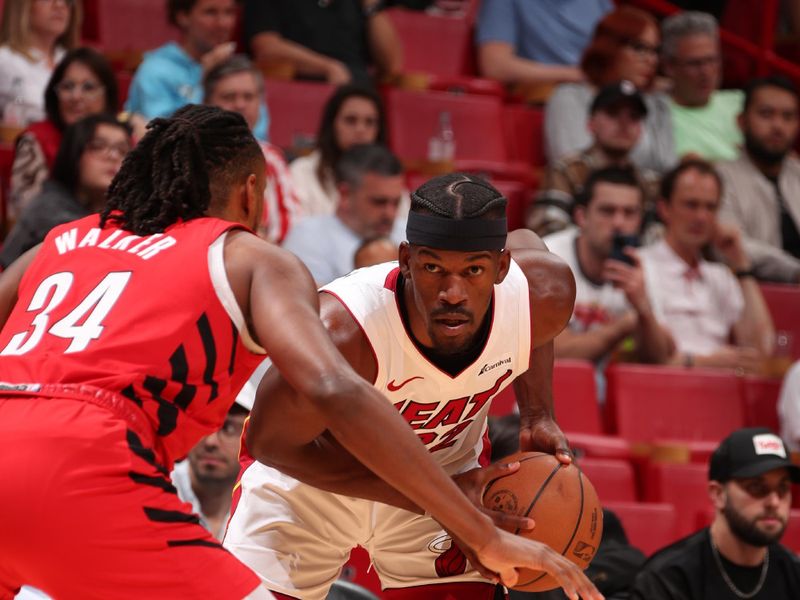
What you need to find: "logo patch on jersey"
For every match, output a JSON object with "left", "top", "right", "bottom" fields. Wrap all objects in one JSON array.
[
  {"left": 387, "top": 376, "right": 424, "bottom": 392},
  {"left": 478, "top": 356, "right": 512, "bottom": 376}
]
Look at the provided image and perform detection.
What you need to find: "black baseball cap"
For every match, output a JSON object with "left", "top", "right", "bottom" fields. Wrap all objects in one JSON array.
[
  {"left": 590, "top": 80, "right": 648, "bottom": 118},
  {"left": 709, "top": 427, "right": 800, "bottom": 483}
]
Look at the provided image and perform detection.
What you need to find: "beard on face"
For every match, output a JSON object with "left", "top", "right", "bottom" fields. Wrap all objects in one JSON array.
[
  {"left": 744, "top": 131, "right": 791, "bottom": 167},
  {"left": 723, "top": 496, "right": 787, "bottom": 547}
]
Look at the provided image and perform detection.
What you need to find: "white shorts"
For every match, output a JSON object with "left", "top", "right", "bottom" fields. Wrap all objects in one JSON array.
[{"left": 223, "top": 461, "right": 490, "bottom": 600}]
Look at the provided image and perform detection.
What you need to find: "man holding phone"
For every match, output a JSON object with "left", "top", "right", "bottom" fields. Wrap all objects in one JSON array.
[{"left": 544, "top": 166, "right": 674, "bottom": 370}]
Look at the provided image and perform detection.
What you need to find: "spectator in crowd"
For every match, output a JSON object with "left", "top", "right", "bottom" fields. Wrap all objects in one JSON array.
[
  {"left": 545, "top": 167, "right": 674, "bottom": 369},
  {"left": 203, "top": 55, "right": 300, "bottom": 244},
  {"left": 545, "top": 5, "right": 676, "bottom": 173},
  {"left": 717, "top": 76, "right": 800, "bottom": 283},
  {"left": 242, "top": 0, "right": 402, "bottom": 86},
  {"left": 283, "top": 143, "right": 405, "bottom": 285},
  {"left": 778, "top": 360, "right": 800, "bottom": 452},
  {"left": 125, "top": 0, "right": 248, "bottom": 128},
  {"left": 1, "top": 114, "right": 131, "bottom": 268},
  {"left": 171, "top": 403, "right": 248, "bottom": 541},
  {"left": 353, "top": 236, "right": 397, "bottom": 269},
  {"left": 631, "top": 427, "right": 800, "bottom": 599},
  {"left": 0, "top": 0, "right": 80, "bottom": 126},
  {"left": 661, "top": 11, "right": 744, "bottom": 161},
  {"left": 641, "top": 159, "right": 775, "bottom": 372},
  {"left": 530, "top": 81, "right": 660, "bottom": 237},
  {"left": 10, "top": 47, "right": 118, "bottom": 219},
  {"left": 475, "top": 0, "right": 611, "bottom": 87},
  {"left": 290, "top": 83, "right": 386, "bottom": 217}
]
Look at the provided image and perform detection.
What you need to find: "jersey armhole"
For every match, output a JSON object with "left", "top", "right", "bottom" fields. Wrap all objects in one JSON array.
[{"left": 208, "top": 232, "right": 267, "bottom": 355}]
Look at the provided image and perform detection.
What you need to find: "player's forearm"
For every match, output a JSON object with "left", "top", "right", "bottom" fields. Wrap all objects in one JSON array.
[{"left": 514, "top": 341, "right": 555, "bottom": 424}]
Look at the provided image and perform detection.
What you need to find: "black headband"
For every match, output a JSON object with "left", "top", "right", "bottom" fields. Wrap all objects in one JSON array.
[{"left": 406, "top": 212, "right": 507, "bottom": 251}]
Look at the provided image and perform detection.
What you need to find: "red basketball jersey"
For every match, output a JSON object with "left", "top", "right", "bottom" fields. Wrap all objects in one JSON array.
[{"left": 0, "top": 214, "right": 266, "bottom": 466}]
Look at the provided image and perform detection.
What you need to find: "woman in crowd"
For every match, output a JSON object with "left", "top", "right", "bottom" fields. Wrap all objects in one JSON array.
[
  {"left": 1, "top": 113, "right": 131, "bottom": 268},
  {"left": 289, "top": 83, "right": 386, "bottom": 217},
  {"left": 10, "top": 47, "right": 118, "bottom": 219},
  {"left": 0, "top": 0, "right": 81, "bottom": 125},
  {"left": 544, "top": 5, "right": 675, "bottom": 173}
]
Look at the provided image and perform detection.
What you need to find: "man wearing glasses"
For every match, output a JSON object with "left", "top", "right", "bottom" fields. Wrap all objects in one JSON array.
[
  {"left": 631, "top": 427, "right": 800, "bottom": 599},
  {"left": 661, "top": 11, "right": 744, "bottom": 162}
]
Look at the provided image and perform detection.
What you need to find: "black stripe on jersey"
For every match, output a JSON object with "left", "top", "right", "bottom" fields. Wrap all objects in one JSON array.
[
  {"left": 129, "top": 471, "right": 177, "bottom": 494},
  {"left": 144, "top": 375, "right": 179, "bottom": 437},
  {"left": 121, "top": 384, "right": 143, "bottom": 407},
  {"left": 126, "top": 430, "right": 169, "bottom": 476},
  {"left": 228, "top": 321, "right": 238, "bottom": 376},
  {"left": 169, "top": 345, "right": 197, "bottom": 411},
  {"left": 167, "top": 538, "right": 225, "bottom": 550},
  {"left": 196, "top": 314, "right": 219, "bottom": 401},
  {"left": 143, "top": 507, "right": 201, "bottom": 525}
]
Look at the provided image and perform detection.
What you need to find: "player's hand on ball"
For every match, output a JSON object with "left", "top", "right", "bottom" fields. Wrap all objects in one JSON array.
[
  {"left": 477, "top": 529, "right": 604, "bottom": 600},
  {"left": 519, "top": 415, "right": 572, "bottom": 466},
  {"left": 452, "top": 462, "right": 536, "bottom": 531}
]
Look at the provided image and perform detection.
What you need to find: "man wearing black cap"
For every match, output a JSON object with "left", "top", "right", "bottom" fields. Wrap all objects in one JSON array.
[
  {"left": 225, "top": 173, "right": 603, "bottom": 600},
  {"left": 529, "top": 80, "right": 661, "bottom": 237},
  {"left": 631, "top": 427, "right": 800, "bottom": 599}
]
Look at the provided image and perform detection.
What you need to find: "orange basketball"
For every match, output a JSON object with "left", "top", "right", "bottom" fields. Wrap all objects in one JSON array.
[{"left": 481, "top": 451, "right": 603, "bottom": 592}]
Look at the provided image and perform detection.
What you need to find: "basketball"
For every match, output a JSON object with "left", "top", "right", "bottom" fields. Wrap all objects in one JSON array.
[{"left": 482, "top": 451, "right": 603, "bottom": 592}]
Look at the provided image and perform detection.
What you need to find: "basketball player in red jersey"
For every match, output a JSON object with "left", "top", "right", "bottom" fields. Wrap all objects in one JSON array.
[
  {"left": 225, "top": 174, "right": 603, "bottom": 600},
  {"left": 0, "top": 108, "right": 597, "bottom": 600}
]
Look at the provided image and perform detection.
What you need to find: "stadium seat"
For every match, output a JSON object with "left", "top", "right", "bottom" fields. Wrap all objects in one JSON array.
[
  {"left": 553, "top": 359, "right": 602, "bottom": 435},
  {"left": 605, "top": 364, "right": 745, "bottom": 443},
  {"left": 385, "top": 8, "right": 475, "bottom": 78},
  {"left": 384, "top": 88, "right": 530, "bottom": 180},
  {"left": 567, "top": 432, "right": 633, "bottom": 461},
  {"left": 759, "top": 284, "right": 800, "bottom": 359},
  {"left": 741, "top": 376, "right": 782, "bottom": 432},
  {"left": 502, "top": 104, "right": 546, "bottom": 167},
  {"left": 604, "top": 501, "right": 679, "bottom": 556},
  {"left": 265, "top": 79, "right": 336, "bottom": 152},
  {"left": 578, "top": 457, "right": 638, "bottom": 503},
  {"left": 642, "top": 461, "right": 710, "bottom": 538},
  {"left": 83, "top": 0, "right": 178, "bottom": 53}
]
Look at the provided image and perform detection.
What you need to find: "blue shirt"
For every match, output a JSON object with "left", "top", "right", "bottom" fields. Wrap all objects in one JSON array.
[
  {"left": 476, "top": 0, "right": 612, "bottom": 66},
  {"left": 125, "top": 42, "right": 270, "bottom": 141}
]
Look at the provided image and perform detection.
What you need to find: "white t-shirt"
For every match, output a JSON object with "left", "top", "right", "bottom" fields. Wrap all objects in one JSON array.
[
  {"left": 0, "top": 45, "right": 65, "bottom": 126},
  {"left": 544, "top": 227, "right": 633, "bottom": 333},
  {"left": 640, "top": 239, "right": 744, "bottom": 355}
]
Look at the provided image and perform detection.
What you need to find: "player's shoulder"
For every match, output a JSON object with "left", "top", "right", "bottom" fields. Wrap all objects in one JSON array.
[{"left": 506, "top": 229, "right": 575, "bottom": 300}]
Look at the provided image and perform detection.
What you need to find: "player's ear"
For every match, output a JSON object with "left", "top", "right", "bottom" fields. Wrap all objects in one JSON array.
[
  {"left": 242, "top": 172, "right": 261, "bottom": 229},
  {"left": 398, "top": 242, "right": 411, "bottom": 276},
  {"left": 495, "top": 249, "right": 511, "bottom": 284}
]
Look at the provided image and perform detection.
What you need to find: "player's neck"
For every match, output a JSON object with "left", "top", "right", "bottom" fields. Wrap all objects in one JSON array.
[{"left": 710, "top": 518, "right": 768, "bottom": 567}]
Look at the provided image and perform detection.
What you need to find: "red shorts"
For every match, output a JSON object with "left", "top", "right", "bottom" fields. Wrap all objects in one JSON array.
[{"left": 0, "top": 397, "right": 260, "bottom": 600}]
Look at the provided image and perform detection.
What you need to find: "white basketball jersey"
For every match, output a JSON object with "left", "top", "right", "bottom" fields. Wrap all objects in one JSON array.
[{"left": 321, "top": 260, "right": 532, "bottom": 472}]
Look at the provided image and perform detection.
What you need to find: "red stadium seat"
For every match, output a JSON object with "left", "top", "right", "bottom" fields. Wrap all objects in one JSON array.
[
  {"left": 553, "top": 359, "right": 602, "bottom": 435},
  {"left": 502, "top": 104, "right": 546, "bottom": 167},
  {"left": 759, "top": 284, "right": 800, "bottom": 359},
  {"left": 567, "top": 432, "right": 633, "bottom": 461},
  {"left": 578, "top": 457, "right": 638, "bottom": 503},
  {"left": 115, "top": 71, "right": 134, "bottom": 108},
  {"left": 83, "top": 0, "right": 178, "bottom": 53},
  {"left": 605, "top": 364, "right": 745, "bottom": 443},
  {"left": 265, "top": 79, "right": 336, "bottom": 152},
  {"left": 385, "top": 8, "right": 476, "bottom": 77},
  {"left": 642, "top": 461, "right": 710, "bottom": 538},
  {"left": 384, "top": 88, "right": 530, "bottom": 180},
  {"left": 604, "top": 501, "right": 679, "bottom": 556},
  {"left": 741, "top": 376, "right": 782, "bottom": 432}
]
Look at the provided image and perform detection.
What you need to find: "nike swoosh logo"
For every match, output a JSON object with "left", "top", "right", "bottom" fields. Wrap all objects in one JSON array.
[{"left": 387, "top": 376, "right": 424, "bottom": 392}]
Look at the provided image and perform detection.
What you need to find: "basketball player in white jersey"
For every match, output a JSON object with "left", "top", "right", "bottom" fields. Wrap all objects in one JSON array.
[{"left": 225, "top": 174, "right": 600, "bottom": 600}]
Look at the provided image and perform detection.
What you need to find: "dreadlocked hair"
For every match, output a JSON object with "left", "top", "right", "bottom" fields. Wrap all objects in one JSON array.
[
  {"left": 411, "top": 173, "right": 507, "bottom": 220},
  {"left": 101, "top": 104, "right": 262, "bottom": 235}
]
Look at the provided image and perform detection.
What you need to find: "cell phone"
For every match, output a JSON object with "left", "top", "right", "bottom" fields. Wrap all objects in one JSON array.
[{"left": 610, "top": 233, "right": 640, "bottom": 266}]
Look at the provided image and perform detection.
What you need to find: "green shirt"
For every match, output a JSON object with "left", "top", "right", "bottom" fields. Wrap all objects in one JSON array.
[{"left": 670, "top": 90, "right": 744, "bottom": 161}]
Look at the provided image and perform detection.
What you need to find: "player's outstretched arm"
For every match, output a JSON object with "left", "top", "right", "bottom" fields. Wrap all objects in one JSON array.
[
  {"left": 224, "top": 231, "right": 502, "bottom": 551},
  {"left": 0, "top": 245, "right": 41, "bottom": 329}
]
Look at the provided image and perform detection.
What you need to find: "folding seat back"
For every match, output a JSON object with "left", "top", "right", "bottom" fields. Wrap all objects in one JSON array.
[
  {"left": 554, "top": 359, "right": 602, "bottom": 434},
  {"left": 578, "top": 458, "right": 637, "bottom": 503},
  {"left": 759, "top": 284, "right": 800, "bottom": 359},
  {"left": 642, "top": 462, "right": 710, "bottom": 538},
  {"left": 604, "top": 501, "right": 679, "bottom": 556}
]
